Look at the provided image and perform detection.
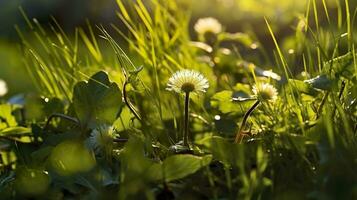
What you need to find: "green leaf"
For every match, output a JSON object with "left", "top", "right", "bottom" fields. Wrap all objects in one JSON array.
[
  {"left": 0, "top": 127, "right": 32, "bottom": 143},
  {"left": 0, "top": 104, "right": 17, "bottom": 130},
  {"left": 304, "top": 74, "right": 332, "bottom": 91},
  {"left": 0, "top": 127, "right": 31, "bottom": 136},
  {"left": 23, "top": 96, "right": 64, "bottom": 122},
  {"left": 128, "top": 65, "right": 144, "bottom": 83},
  {"left": 209, "top": 136, "right": 244, "bottom": 167},
  {"left": 24, "top": 96, "right": 45, "bottom": 121},
  {"left": 73, "top": 71, "right": 124, "bottom": 128},
  {"left": 211, "top": 91, "right": 235, "bottom": 114},
  {"left": 31, "top": 146, "right": 54, "bottom": 163},
  {"left": 14, "top": 167, "right": 50, "bottom": 196},
  {"left": 211, "top": 90, "right": 253, "bottom": 114},
  {"left": 323, "top": 52, "right": 356, "bottom": 79},
  {"left": 148, "top": 154, "right": 212, "bottom": 182},
  {"left": 129, "top": 65, "right": 144, "bottom": 76},
  {"left": 49, "top": 140, "right": 96, "bottom": 176},
  {"left": 288, "top": 79, "right": 319, "bottom": 96}
]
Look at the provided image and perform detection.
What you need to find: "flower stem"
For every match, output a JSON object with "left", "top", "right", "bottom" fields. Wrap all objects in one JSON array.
[
  {"left": 184, "top": 92, "right": 190, "bottom": 147},
  {"left": 315, "top": 91, "right": 329, "bottom": 120},
  {"left": 44, "top": 113, "right": 79, "bottom": 131},
  {"left": 234, "top": 100, "right": 260, "bottom": 143},
  {"left": 123, "top": 80, "right": 142, "bottom": 122}
]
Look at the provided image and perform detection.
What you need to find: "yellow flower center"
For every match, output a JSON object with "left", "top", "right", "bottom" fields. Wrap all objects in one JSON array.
[{"left": 257, "top": 91, "right": 272, "bottom": 101}]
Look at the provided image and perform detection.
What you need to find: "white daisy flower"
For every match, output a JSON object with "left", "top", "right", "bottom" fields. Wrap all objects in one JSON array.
[
  {"left": 194, "top": 17, "right": 222, "bottom": 35},
  {"left": 252, "top": 83, "right": 278, "bottom": 102},
  {"left": 88, "top": 125, "right": 115, "bottom": 153},
  {"left": 167, "top": 70, "right": 209, "bottom": 94},
  {"left": 0, "top": 79, "right": 8, "bottom": 97}
]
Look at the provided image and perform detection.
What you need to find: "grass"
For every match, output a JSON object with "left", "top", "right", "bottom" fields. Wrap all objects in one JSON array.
[{"left": 0, "top": 0, "right": 356, "bottom": 199}]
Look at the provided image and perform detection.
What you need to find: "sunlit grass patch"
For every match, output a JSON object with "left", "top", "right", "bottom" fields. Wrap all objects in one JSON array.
[{"left": 0, "top": 0, "right": 356, "bottom": 199}]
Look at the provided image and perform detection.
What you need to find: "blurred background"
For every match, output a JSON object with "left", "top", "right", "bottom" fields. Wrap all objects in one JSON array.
[{"left": 0, "top": 0, "right": 353, "bottom": 97}]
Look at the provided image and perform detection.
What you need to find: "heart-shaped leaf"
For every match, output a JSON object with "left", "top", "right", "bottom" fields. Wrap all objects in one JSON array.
[{"left": 73, "top": 71, "right": 123, "bottom": 128}]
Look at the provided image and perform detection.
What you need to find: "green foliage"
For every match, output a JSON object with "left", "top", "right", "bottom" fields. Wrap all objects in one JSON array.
[
  {"left": 0, "top": 104, "right": 17, "bottom": 129},
  {"left": 148, "top": 154, "right": 212, "bottom": 182},
  {"left": 14, "top": 167, "right": 50, "bottom": 196},
  {"left": 49, "top": 140, "right": 96, "bottom": 176},
  {"left": 0, "top": 0, "right": 356, "bottom": 199}
]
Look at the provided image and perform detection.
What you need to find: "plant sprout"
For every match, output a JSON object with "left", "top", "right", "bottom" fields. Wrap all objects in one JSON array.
[
  {"left": 167, "top": 70, "right": 209, "bottom": 147},
  {"left": 235, "top": 83, "right": 278, "bottom": 143}
]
